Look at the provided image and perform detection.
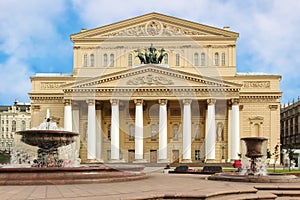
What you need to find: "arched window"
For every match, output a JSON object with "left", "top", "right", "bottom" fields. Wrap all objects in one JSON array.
[
  {"left": 83, "top": 54, "right": 88, "bottom": 67},
  {"left": 151, "top": 124, "right": 157, "bottom": 141},
  {"left": 128, "top": 54, "right": 132, "bottom": 66},
  {"left": 107, "top": 124, "right": 111, "bottom": 140},
  {"left": 175, "top": 53, "right": 180, "bottom": 66},
  {"left": 21, "top": 120, "right": 26, "bottom": 131},
  {"left": 90, "top": 53, "right": 94, "bottom": 67},
  {"left": 221, "top": 52, "right": 225, "bottom": 66},
  {"left": 110, "top": 54, "right": 114, "bottom": 67},
  {"left": 103, "top": 54, "right": 108, "bottom": 67},
  {"left": 12, "top": 120, "right": 16, "bottom": 132},
  {"left": 164, "top": 53, "right": 168, "bottom": 64},
  {"left": 254, "top": 124, "right": 259, "bottom": 136},
  {"left": 201, "top": 53, "right": 205, "bottom": 66},
  {"left": 194, "top": 53, "right": 199, "bottom": 66},
  {"left": 214, "top": 52, "right": 219, "bottom": 66},
  {"left": 173, "top": 124, "right": 179, "bottom": 140},
  {"left": 195, "top": 124, "right": 200, "bottom": 140},
  {"left": 129, "top": 124, "right": 134, "bottom": 141}
]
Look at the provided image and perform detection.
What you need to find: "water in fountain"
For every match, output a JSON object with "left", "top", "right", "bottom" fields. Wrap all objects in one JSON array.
[
  {"left": 240, "top": 137, "right": 268, "bottom": 176},
  {"left": 10, "top": 109, "right": 80, "bottom": 168}
]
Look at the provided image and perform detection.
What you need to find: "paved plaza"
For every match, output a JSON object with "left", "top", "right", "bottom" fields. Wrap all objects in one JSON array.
[{"left": 1, "top": 167, "right": 300, "bottom": 200}]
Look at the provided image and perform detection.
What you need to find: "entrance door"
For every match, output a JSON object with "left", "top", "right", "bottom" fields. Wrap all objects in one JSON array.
[
  {"left": 172, "top": 150, "right": 179, "bottom": 163},
  {"left": 150, "top": 150, "right": 157, "bottom": 163},
  {"left": 128, "top": 150, "right": 135, "bottom": 163}
]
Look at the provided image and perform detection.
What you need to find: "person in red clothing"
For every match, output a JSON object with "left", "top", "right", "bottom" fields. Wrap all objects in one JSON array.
[{"left": 233, "top": 159, "right": 242, "bottom": 172}]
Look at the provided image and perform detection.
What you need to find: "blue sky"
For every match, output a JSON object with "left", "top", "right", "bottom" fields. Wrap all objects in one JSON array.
[{"left": 0, "top": 0, "right": 299, "bottom": 105}]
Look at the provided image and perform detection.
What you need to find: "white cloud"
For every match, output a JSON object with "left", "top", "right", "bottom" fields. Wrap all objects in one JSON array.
[
  {"left": 0, "top": 58, "right": 32, "bottom": 104},
  {"left": 0, "top": 0, "right": 69, "bottom": 104}
]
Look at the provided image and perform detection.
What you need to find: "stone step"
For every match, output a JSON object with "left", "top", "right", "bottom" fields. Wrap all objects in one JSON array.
[{"left": 206, "top": 191, "right": 276, "bottom": 200}]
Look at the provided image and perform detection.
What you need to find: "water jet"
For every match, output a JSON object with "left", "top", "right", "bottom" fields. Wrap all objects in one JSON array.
[{"left": 0, "top": 109, "right": 146, "bottom": 185}]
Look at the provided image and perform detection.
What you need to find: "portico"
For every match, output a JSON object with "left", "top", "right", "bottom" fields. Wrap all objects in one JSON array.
[{"left": 62, "top": 71, "right": 241, "bottom": 163}]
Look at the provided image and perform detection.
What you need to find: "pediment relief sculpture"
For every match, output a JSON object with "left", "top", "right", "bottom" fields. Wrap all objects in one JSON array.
[
  {"left": 127, "top": 74, "right": 174, "bottom": 85},
  {"left": 102, "top": 20, "right": 209, "bottom": 37}
]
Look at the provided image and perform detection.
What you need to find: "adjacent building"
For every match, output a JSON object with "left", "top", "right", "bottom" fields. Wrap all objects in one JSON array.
[
  {"left": 280, "top": 98, "right": 300, "bottom": 168},
  {"left": 29, "top": 13, "right": 281, "bottom": 164},
  {"left": 0, "top": 100, "right": 31, "bottom": 152}
]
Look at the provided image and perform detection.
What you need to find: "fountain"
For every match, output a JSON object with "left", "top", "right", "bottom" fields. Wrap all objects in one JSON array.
[
  {"left": 0, "top": 109, "right": 146, "bottom": 185},
  {"left": 208, "top": 137, "right": 300, "bottom": 183}
]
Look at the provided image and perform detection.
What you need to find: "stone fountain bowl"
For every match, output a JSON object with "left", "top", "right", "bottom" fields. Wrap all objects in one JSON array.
[
  {"left": 17, "top": 130, "right": 79, "bottom": 149},
  {"left": 241, "top": 137, "right": 268, "bottom": 158}
]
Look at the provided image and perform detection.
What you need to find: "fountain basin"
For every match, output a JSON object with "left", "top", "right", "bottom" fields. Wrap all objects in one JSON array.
[
  {"left": 241, "top": 137, "right": 268, "bottom": 158},
  {"left": 17, "top": 130, "right": 78, "bottom": 149},
  {"left": 0, "top": 165, "right": 147, "bottom": 185},
  {"left": 208, "top": 172, "right": 300, "bottom": 183}
]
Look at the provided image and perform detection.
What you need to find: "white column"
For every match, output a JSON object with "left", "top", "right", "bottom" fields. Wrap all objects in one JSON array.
[
  {"left": 87, "top": 99, "right": 96, "bottom": 160},
  {"left": 231, "top": 98, "right": 240, "bottom": 160},
  {"left": 64, "top": 99, "right": 72, "bottom": 131},
  {"left": 158, "top": 99, "right": 168, "bottom": 162},
  {"left": 134, "top": 99, "right": 145, "bottom": 162},
  {"left": 182, "top": 99, "right": 192, "bottom": 162},
  {"left": 205, "top": 99, "right": 216, "bottom": 162},
  {"left": 110, "top": 99, "right": 120, "bottom": 161},
  {"left": 72, "top": 104, "right": 80, "bottom": 161},
  {"left": 96, "top": 102, "right": 103, "bottom": 162},
  {"left": 227, "top": 105, "right": 232, "bottom": 162}
]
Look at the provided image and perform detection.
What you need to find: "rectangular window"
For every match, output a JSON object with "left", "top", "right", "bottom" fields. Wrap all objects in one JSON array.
[
  {"left": 151, "top": 124, "right": 157, "bottom": 141},
  {"left": 175, "top": 54, "right": 180, "bottom": 66},
  {"left": 195, "top": 150, "right": 201, "bottom": 160}
]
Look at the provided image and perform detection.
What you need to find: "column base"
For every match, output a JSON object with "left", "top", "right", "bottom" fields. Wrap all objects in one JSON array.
[
  {"left": 108, "top": 159, "right": 126, "bottom": 164},
  {"left": 205, "top": 159, "right": 216, "bottom": 163},
  {"left": 157, "top": 159, "right": 169, "bottom": 164},
  {"left": 181, "top": 159, "right": 192, "bottom": 163},
  {"left": 85, "top": 159, "right": 102, "bottom": 164},
  {"left": 133, "top": 159, "right": 148, "bottom": 163}
]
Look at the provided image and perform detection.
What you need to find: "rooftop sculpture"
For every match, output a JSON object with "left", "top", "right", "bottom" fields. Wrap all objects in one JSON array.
[{"left": 137, "top": 44, "right": 166, "bottom": 64}]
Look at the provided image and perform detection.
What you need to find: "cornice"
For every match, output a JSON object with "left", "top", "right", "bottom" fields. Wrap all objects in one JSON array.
[{"left": 69, "top": 65, "right": 241, "bottom": 89}]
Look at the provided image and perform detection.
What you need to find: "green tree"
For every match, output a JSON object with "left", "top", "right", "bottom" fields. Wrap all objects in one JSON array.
[
  {"left": 285, "top": 144, "right": 295, "bottom": 172},
  {"left": 272, "top": 145, "right": 280, "bottom": 172}
]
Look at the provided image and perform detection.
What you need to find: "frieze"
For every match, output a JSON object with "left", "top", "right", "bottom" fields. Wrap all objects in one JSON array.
[
  {"left": 127, "top": 74, "right": 174, "bottom": 85},
  {"left": 67, "top": 88, "right": 239, "bottom": 99},
  {"left": 243, "top": 81, "right": 270, "bottom": 88},
  {"left": 103, "top": 20, "right": 207, "bottom": 37},
  {"left": 239, "top": 96, "right": 280, "bottom": 103},
  {"left": 31, "top": 98, "right": 64, "bottom": 104},
  {"left": 41, "top": 82, "right": 66, "bottom": 90}
]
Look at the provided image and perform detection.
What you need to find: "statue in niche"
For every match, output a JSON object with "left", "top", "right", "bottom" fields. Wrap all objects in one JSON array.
[
  {"left": 136, "top": 44, "right": 166, "bottom": 64},
  {"left": 216, "top": 122, "right": 224, "bottom": 141}
]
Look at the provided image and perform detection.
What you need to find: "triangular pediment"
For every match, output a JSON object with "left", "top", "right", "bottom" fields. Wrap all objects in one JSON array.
[
  {"left": 63, "top": 65, "right": 241, "bottom": 90},
  {"left": 71, "top": 12, "right": 239, "bottom": 40}
]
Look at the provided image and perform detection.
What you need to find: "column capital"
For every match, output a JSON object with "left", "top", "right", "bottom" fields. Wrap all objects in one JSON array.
[
  {"left": 269, "top": 105, "right": 278, "bottom": 111},
  {"left": 86, "top": 99, "right": 95, "bottom": 105},
  {"left": 64, "top": 99, "right": 72, "bottom": 106},
  {"left": 134, "top": 99, "right": 144, "bottom": 106},
  {"left": 158, "top": 99, "right": 168, "bottom": 105},
  {"left": 110, "top": 99, "right": 119, "bottom": 105},
  {"left": 183, "top": 99, "right": 192, "bottom": 105},
  {"left": 207, "top": 98, "right": 216, "bottom": 105},
  {"left": 231, "top": 98, "right": 239, "bottom": 105},
  {"left": 32, "top": 105, "right": 40, "bottom": 111}
]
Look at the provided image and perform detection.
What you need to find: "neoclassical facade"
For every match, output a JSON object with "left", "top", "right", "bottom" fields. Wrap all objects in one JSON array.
[{"left": 29, "top": 13, "right": 281, "bottom": 164}]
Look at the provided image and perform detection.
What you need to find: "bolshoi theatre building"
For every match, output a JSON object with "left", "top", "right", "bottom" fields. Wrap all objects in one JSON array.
[{"left": 29, "top": 13, "right": 281, "bottom": 164}]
